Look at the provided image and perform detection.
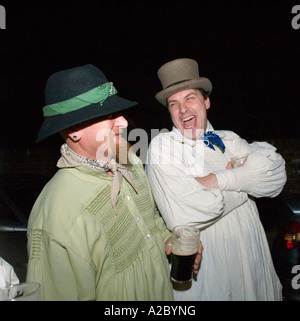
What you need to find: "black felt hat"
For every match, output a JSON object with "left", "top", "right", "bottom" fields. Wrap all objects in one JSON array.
[{"left": 36, "top": 64, "right": 137, "bottom": 142}]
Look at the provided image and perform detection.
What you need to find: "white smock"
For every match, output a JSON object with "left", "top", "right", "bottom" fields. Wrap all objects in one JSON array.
[
  {"left": 145, "top": 122, "right": 287, "bottom": 301},
  {"left": 0, "top": 257, "right": 19, "bottom": 288}
]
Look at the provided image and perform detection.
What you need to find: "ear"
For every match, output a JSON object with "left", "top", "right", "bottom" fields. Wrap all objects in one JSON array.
[
  {"left": 68, "top": 130, "right": 82, "bottom": 142},
  {"left": 205, "top": 97, "right": 211, "bottom": 110}
]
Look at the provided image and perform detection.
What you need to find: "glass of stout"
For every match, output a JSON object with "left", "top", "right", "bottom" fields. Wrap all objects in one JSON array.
[{"left": 170, "top": 225, "right": 200, "bottom": 283}]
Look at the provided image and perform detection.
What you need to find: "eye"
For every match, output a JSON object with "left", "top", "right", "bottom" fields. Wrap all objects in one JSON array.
[
  {"left": 187, "top": 95, "right": 195, "bottom": 101},
  {"left": 168, "top": 102, "right": 177, "bottom": 109},
  {"left": 106, "top": 112, "right": 121, "bottom": 120}
]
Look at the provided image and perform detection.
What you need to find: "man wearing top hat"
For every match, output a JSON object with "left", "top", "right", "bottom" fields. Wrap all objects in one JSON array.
[
  {"left": 146, "top": 58, "right": 287, "bottom": 300},
  {"left": 25, "top": 64, "right": 203, "bottom": 300}
]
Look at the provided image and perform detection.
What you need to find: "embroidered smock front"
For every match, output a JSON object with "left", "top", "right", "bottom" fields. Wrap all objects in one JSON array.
[
  {"left": 26, "top": 153, "right": 173, "bottom": 301},
  {"left": 146, "top": 125, "right": 287, "bottom": 301}
]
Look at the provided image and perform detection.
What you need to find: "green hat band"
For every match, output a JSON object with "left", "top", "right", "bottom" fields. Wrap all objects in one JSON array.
[{"left": 43, "top": 82, "right": 117, "bottom": 116}]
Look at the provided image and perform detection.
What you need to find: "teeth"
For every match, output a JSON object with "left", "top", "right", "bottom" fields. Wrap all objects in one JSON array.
[{"left": 182, "top": 115, "right": 195, "bottom": 122}]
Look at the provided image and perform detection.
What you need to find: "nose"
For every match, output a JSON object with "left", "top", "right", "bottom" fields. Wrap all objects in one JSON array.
[
  {"left": 178, "top": 102, "right": 188, "bottom": 114},
  {"left": 114, "top": 115, "right": 128, "bottom": 129}
]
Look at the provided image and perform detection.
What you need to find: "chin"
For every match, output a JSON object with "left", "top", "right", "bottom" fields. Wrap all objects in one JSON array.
[{"left": 181, "top": 128, "right": 204, "bottom": 140}]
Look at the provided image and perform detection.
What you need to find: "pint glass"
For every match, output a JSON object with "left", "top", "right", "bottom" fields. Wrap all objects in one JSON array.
[
  {"left": 170, "top": 225, "right": 200, "bottom": 283},
  {"left": 0, "top": 283, "right": 41, "bottom": 301},
  {"left": 230, "top": 154, "right": 248, "bottom": 168}
]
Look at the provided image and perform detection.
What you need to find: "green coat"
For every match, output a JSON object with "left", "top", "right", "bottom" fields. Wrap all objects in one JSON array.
[{"left": 26, "top": 155, "right": 173, "bottom": 301}]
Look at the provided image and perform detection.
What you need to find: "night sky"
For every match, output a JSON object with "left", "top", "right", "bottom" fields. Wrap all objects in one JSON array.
[{"left": 1, "top": 0, "right": 300, "bottom": 149}]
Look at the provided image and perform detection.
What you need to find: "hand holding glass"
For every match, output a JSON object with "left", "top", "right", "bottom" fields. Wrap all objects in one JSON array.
[
  {"left": 0, "top": 283, "right": 41, "bottom": 301},
  {"left": 170, "top": 225, "right": 200, "bottom": 283}
]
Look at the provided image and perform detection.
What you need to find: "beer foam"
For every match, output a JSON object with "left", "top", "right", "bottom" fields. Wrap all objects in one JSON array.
[
  {"left": 171, "top": 225, "right": 200, "bottom": 255},
  {"left": 172, "top": 239, "right": 199, "bottom": 256},
  {"left": 172, "top": 246, "right": 198, "bottom": 256},
  {"left": 176, "top": 226, "right": 199, "bottom": 237}
]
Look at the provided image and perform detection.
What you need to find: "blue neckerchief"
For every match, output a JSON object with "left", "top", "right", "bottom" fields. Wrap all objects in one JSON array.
[{"left": 202, "top": 131, "right": 225, "bottom": 152}]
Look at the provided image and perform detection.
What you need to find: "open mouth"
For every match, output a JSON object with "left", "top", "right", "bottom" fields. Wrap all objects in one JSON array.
[{"left": 182, "top": 115, "right": 196, "bottom": 129}]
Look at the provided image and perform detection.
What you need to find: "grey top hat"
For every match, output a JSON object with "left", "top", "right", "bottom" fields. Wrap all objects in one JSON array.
[{"left": 155, "top": 58, "right": 212, "bottom": 106}]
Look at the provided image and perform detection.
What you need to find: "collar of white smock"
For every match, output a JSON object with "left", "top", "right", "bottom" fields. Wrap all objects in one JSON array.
[{"left": 171, "top": 120, "right": 214, "bottom": 146}]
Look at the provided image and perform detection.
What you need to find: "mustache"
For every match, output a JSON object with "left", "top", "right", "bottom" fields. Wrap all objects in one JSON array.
[
  {"left": 116, "top": 139, "right": 132, "bottom": 165},
  {"left": 114, "top": 128, "right": 124, "bottom": 136},
  {"left": 105, "top": 129, "right": 132, "bottom": 165},
  {"left": 96, "top": 128, "right": 133, "bottom": 165}
]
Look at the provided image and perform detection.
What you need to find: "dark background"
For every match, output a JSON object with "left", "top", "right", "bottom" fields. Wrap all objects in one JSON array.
[{"left": 1, "top": 0, "right": 300, "bottom": 149}]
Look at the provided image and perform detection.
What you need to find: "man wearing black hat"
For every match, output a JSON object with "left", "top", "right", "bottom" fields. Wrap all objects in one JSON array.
[
  {"left": 146, "top": 58, "right": 287, "bottom": 301},
  {"left": 26, "top": 64, "right": 181, "bottom": 300}
]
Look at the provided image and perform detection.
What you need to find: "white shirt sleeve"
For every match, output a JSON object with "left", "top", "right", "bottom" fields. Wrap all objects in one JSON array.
[
  {"left": 0, "top": 257, "right": 19, "bottom": 288},
  {"left": 215, "top": 137, "right": 287, "bottom": 198},
  {"left": 146, "top": 134, "right": 248, "bottom": 230}
]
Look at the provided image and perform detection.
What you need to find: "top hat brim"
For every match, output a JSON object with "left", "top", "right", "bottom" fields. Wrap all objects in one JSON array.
[
  {"left": 36, "top": 94, "right": 137, "bottom": 142},
  {"left": 155, "top": 78, "right": 212, "bottom": 106}
]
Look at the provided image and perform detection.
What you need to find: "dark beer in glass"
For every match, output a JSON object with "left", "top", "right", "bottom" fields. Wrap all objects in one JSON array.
[{"left": 170, "top": 225, "right": 200, "bottom": 283}]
